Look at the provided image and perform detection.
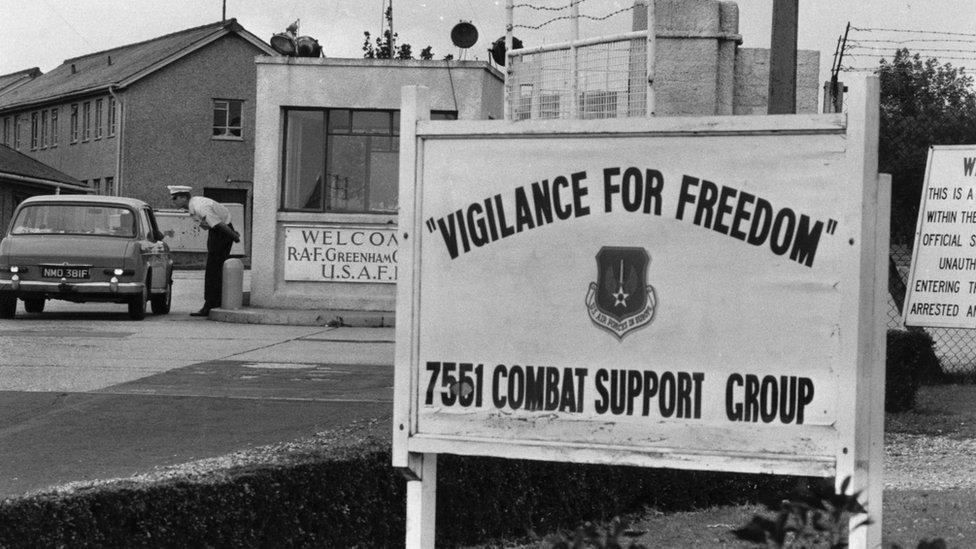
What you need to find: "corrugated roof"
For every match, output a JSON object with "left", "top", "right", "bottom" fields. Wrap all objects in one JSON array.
[
  {"left": 0, "top": 19, "right": 273, "bottom": 110},
  {"left": 0, "top": 144, "right": 87, "bottom": 189}
]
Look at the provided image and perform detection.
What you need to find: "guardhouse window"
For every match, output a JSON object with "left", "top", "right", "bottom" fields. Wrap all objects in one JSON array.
[
  {"left": 280, "top": 107, "right": 456, "bottom": 214},
  {"left": 213, "top": 99, "right": 243, "bottom": 139}
]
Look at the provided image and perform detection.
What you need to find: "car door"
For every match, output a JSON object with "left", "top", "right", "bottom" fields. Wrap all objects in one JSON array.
[{"left": 137, "top": 207, "right": 169, "bottom": 291}]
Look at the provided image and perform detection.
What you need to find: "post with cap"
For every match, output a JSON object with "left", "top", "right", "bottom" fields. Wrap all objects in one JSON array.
[{"left": 222, "top": 258, "right": 244, "bottom": 310}]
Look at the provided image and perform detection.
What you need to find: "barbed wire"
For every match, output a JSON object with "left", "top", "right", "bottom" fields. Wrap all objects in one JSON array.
[
  {"left": 850, "top": 26, "right": 976, "bottom": 39},
  {"left": 849, "top": 38, "right": 976, "bottom": 46},
  {"left": 848, "top": 45, "right": 976, "bottom": 56},
  {"left": 839, "top": 25, "right": 976, "bottom": 73},
  {"left": 513, "top": 5, "right": 634, "bottom": 30},
  {"left": 512, "top": 0, "right": 590, "bottom": 11}
]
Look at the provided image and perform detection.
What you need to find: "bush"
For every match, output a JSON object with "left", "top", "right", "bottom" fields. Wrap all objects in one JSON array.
[
  {"left": 0, "top": 426, "right": 809, "bottom": 548},
  {"left": 886, "top": 328, "right": 943, "bottom": 412}
]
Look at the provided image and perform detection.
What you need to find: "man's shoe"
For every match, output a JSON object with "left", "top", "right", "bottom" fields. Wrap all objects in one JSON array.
[{"left": 190, "top": 307, "right": 211, "bottom": 317}]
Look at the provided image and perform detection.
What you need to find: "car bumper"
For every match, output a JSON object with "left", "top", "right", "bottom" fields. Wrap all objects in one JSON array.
[{"left": 0, "top": 278, "right": 144, "bottom": 297}]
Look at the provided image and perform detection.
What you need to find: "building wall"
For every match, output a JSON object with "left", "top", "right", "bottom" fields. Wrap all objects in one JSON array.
[
  {"left": 733, "top": 48, "right": 821, "bottom": 115},
  {"left": 2, "top": 96, "right": 118, "bottom": 188},
  {"left": 251, "top": 58, "right": 504, "bottom": 311},
  {"left": 646, "top": 0, "right": 740, "bottom": 116},
  {"left": 122, "top": 34, "right": 264, "bottom": 209}
]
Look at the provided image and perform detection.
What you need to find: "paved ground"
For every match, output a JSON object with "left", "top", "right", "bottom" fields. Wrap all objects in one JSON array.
[{"left": 0, "top": 271, "right": 395, "bottom": 497}]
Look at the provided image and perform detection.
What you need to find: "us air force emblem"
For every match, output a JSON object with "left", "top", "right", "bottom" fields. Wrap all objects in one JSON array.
[{"left": 585, "top": 247, "right": 657, "bottom": 339}]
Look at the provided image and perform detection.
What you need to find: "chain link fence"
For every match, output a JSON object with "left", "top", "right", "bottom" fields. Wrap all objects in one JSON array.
[{"left": 884, "top": 111, "right": 976, "bottom": 381}]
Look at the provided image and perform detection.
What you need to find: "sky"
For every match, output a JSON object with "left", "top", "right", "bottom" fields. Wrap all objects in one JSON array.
[{"left": 1, "top": 0, "right": 975, "bottom": 90}]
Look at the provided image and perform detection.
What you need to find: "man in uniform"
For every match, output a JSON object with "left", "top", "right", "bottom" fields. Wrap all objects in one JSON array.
[{"left": 168, "top": 186, "right": 241, "bottom": 316}]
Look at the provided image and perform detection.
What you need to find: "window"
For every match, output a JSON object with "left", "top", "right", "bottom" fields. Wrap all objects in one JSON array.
[
  {"left": 94, "top": 99, "right": 103, "bottom": 139},
  {"left": 82, "top": 101, "right": 91, "bottom": 141},
  {"left": 40, "top": 110, "right": 48, "bottom": 148},
  {"left": 2, "top": 117, "right": 8, "bottom": 146},
  {"left": 280, "top": 108, "right": 456, "bottom": 214},
  {"left": 107, "top": 96, "right": 116, "bottom": 137},
  {"left": 11, "top": 203, "right": 136, "bottom": 237},
  {"left": 13, "top": 115, "right": 20, "bottom": 150},
  {"left": 516, "top": 84, "right": 533, "bottom": 121},
  {"left": 212, "top": 99, "right": 242, "bottom": 139},
  {"left": 30, "top": 112, "right": 38, "bottom": 150},
  {"left": 104, "top": 176, "right": 115, "bottom": 196},
  {"left": 70, "top": 104, "right": 79, "bottom": 143},
  {"left": 50, "top": 108, "right": 58, "bottom": 147},
  {"left": 579, "top": 91, "right": 619, "bottom": 119}
]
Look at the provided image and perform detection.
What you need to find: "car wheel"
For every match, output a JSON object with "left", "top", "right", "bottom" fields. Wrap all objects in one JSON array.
[
  {"left": 0, "top": 295, "right": 15, "bottom": 319},
  {"left": 128, "top": 277, "right": 148, "bottom": 320},
  {"left": 24, "top": 298, "right": 45, "bottom": 314},
  {"left": 151, "top": 279, "right": 172, "bottom": 315}
]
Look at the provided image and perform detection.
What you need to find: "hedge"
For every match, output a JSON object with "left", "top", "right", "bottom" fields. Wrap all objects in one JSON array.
[
  {"left": 886, "top": 328, "right": 943, "bottom": 412},
  {"left": 0, "top": 421, "right": 806, "bottom": 548}
]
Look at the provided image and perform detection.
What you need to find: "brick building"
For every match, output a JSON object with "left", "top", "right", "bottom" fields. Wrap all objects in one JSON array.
[{"left": 0, "top": 19, "right": 276, "bottom": 262}]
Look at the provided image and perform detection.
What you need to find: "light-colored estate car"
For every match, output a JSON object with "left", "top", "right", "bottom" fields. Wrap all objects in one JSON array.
[{"left": 0, "top": 195, "right": 173, "bottom": 320}]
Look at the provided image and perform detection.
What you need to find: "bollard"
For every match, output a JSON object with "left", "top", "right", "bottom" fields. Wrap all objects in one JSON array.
[{"left": 221, "top": 258, "right": 244, "bottom": 310}]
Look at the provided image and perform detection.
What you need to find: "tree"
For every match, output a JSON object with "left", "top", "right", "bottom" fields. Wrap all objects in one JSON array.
[
  {"left": 362, "top": 6, "right": 434, "bottom": 60},
  {"left": 876, "top": 48, "right": 976, "bottom": 242}
]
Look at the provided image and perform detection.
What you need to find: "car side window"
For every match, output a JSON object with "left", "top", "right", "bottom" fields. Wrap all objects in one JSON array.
[
  {"left": 143, "top": 208, "right": 163, "bottom": 241},
  {"left": 137, "top": 208, "right": 154, "bottom": 240}
]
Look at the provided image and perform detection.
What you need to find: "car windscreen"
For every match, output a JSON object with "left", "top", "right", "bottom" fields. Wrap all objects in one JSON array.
[{"left": 10, "top": 204, "right": 137, "bottom": 238}]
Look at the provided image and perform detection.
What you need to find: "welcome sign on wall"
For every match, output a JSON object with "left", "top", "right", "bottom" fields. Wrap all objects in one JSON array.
[{"left": 394, "top": 77, "right": 886, "bottom": 548}]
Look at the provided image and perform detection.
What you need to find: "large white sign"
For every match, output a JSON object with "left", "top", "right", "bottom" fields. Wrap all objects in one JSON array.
[
  {"left": 904, "top": 145, "right": 976, "bottom": 328},
  {"left": 393, "top": 80, "right": 885, "bottom": 548},
  {"left": 283, "top": 225, "right": 399, "bottom": 283}
]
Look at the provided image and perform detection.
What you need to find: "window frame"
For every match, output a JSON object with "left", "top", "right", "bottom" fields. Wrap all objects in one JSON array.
[
  {"left": 107, "top": 96, "right": 116, "bottom": 137},
  {"left": 94, "top": 99, "right": 103, "bottom": 140},
  {"left": 278, "top": 107, "right": 457, "bottom": 215},
  {"left": 82, "top": 101, "right": 91, "bottom": 142},
  {"left": 70, "top": 104, "right": 79, "bottom": 144},
  {"left": 40, "top": 110, "right": 48, "bottom": 148},
  {"left": 212, "top": 98, "right": 244, "bottom": 140},
  {"left": 50, "top": 108, "right": 58, "bottom": 148},
  {"left": 30, "top": 112, "right": 38, "bottom": 150}
]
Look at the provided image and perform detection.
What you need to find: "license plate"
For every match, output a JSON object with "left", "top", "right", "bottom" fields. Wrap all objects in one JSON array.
[{"left": 42, "top": 266, "right": 91, "bottom": 279}]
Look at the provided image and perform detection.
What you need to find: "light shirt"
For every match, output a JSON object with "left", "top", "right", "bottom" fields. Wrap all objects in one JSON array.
[{"left": 187, "top": 196, "right": 231, "bottom": 230}]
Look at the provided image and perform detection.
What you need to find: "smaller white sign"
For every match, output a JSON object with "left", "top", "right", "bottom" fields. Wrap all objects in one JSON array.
[
  {"left": 156, "top": 204, "right": 246, "bottom": 256},
  {"left": 904, "top": 145, "right": 976, "bottom": 328},
  {"left": 283, "top": 225, "right": 399, "bottom": 283}
]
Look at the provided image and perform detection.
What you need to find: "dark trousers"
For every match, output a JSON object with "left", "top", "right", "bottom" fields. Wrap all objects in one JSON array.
[{"left": 204, "top": 223, "right": 235, "bottom": 309}]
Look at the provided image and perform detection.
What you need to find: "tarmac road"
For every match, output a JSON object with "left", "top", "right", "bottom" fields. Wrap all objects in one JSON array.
[{"left": 0, "top": 271, "right": 395, "bottom": 497}]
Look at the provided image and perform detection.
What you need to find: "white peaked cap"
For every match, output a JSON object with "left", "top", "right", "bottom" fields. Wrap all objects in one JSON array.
[{"left": 167, "top": 185, "right": 192, "bottom": 195}]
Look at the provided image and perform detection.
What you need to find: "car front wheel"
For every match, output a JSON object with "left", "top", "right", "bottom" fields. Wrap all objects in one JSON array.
[
  {"left": 24, "top": 298, "right": 44, "bottom": 314},
  {"left": 0, "top": 295, "right": 15, "bottom": 319},
  {"left": 128, "top": 279, "right": 148, "bottom": 320},
  {"left": 151, "top": 279, "right": 172, "bottom": 315}
]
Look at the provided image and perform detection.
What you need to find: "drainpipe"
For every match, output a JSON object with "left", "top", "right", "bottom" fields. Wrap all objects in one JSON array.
[{"left": 108, "top": 85, "right": 124, "bottom": 196}]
